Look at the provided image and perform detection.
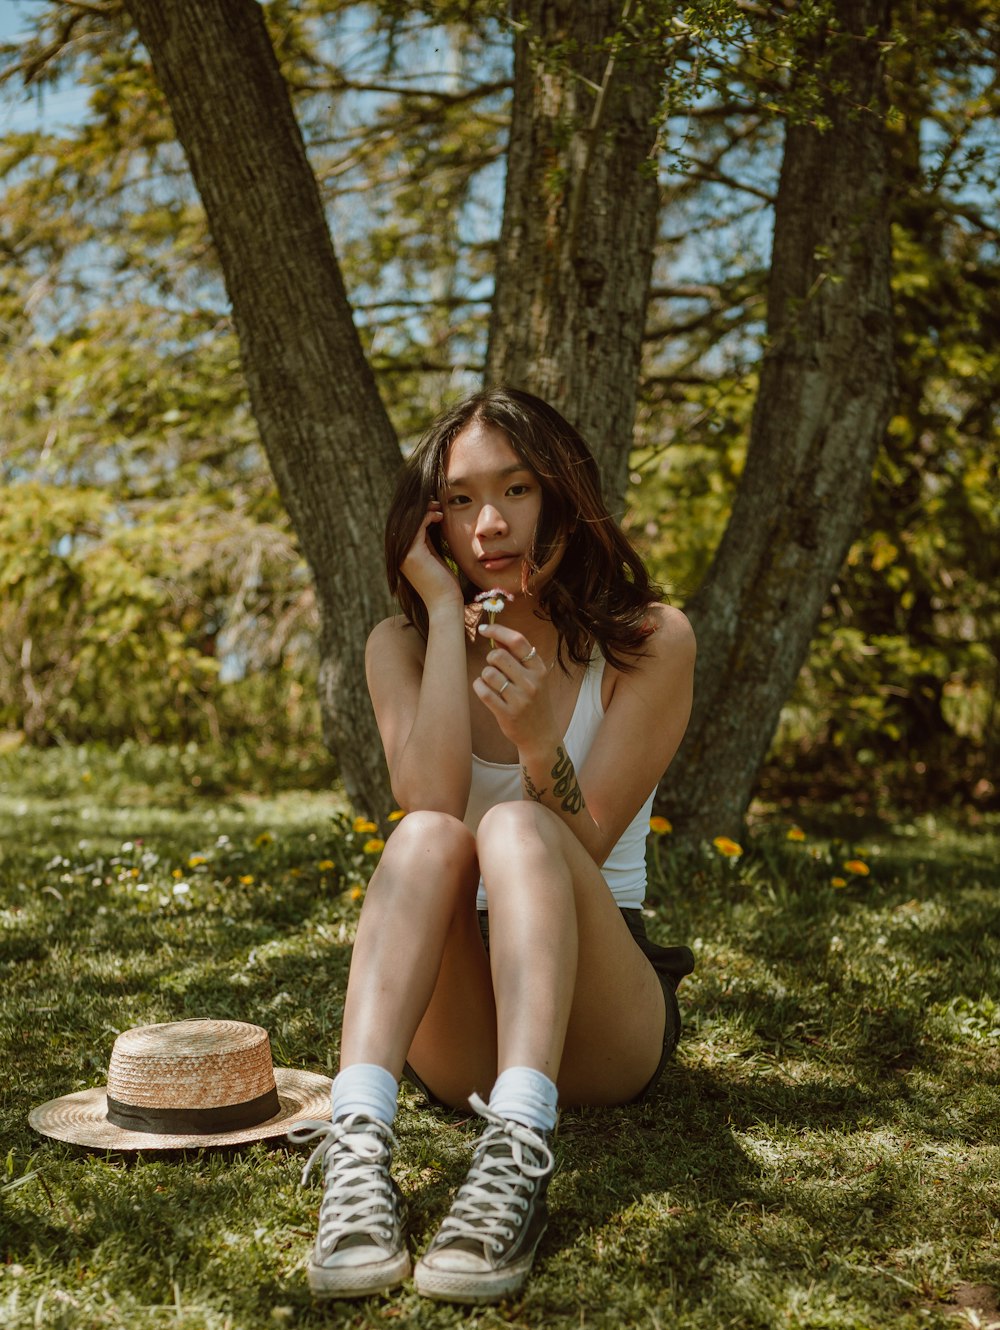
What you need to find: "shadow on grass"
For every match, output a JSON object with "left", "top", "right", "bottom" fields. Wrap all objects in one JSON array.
[
  {"left": 665, "top": 841, "right": 1000, "bottom": 1085},
  {"left": 5, "top": 789, "right": 998, "bottom": 1327},
  {"left": 1, "top": 1139, "right": 331, "bottom": 1322}
]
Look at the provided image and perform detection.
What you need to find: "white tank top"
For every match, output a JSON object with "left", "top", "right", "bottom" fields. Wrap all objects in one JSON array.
[{"left": 464, "top": 653, "right": 654, "bottom": 910}]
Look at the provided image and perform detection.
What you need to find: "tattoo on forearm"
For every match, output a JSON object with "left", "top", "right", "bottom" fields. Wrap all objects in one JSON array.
[
  {"left": 521, "top": 766, "right": 548, "bottom": 803},
  {"left": 551, "top": 745, "right": 585, "bottom": 815}
]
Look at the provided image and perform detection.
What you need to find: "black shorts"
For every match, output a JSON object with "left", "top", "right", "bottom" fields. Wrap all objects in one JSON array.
[
  {"left": 617, "top": 908, "right": 694, "bottom": 1101},
  {"left": 403, "top": 909, "right": 694, "bottom": 1109}
]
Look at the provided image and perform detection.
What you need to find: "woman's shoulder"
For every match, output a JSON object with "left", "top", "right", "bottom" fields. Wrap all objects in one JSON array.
[
  {"left": 600, "top": 603, "right": 694, "bottom": 708},
  {"left": 641, "top": 602, "right": 696, "bottom": 658},
  {"left": 366, "top": 614, "right": 427, "bottom": 666}
]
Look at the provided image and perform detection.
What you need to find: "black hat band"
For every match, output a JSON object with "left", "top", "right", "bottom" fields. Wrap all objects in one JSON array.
[{"left": 105, "top": 1086, "right": 281, "bottom": 1135}]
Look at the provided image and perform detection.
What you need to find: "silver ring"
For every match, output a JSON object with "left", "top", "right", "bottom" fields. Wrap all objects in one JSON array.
[
  {"left": 498, "top": 678, "right": 511, "bottom": 696},
  {"left": 521, "top": 647, "right": 538, "bottom": 663}
]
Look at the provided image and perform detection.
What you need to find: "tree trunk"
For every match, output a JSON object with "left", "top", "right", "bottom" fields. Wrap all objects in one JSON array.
[
  {"left": 486, "top": 0, "right": 662, "bottom": 506},
  {"left": 124, "top": 0, "right": 399, "bottom": 818},
  {"left": 657, "top": 0, "right": 897, "bottom": 839}
]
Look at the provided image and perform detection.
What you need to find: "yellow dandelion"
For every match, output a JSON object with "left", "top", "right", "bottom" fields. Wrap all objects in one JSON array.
[
  {"left": 350, "top": 885, "right": 364, "bottom": 901},
  {"left": 388, "top": 810, "right": 406, "bottom": 822},
  {"left": 712, "top": 836, "right": 743, "bottom": 859},
  {"left": 317, "top": 859, "right": 335, "bottom": 871},
  {"left": 843, "top": 859, "right": 870, "bottom": 876},
  {"left": 353, "top": 817, "right": 377, "bottom": 834},
  {"left": 831, "top": 877, "right": 847, "bottom": 888},
  {"left": 188, "top": 855, "right": 207, "bottom": 867},
  {"left": 239, "top": 874, "right": 255, "bottom": 885},
  {"left": 786, "top": 826, "right": 806, "bottom": 842},
  {"left": 649, "top": 816, "right": 673, "bottom": 835},
  {"left": 254, "top": 832, "right": 273, "bottom": 848},
  {"left": 363, "top": 838, "right": 385, "bottom": 855},
  {"left": 172, "top": 868, "right": 183, "bottom": 879}
]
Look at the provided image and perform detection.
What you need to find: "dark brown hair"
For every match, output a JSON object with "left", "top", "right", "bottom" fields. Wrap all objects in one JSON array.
[{"left": 384, "top": 386, "right": 662, "bottom": 670}]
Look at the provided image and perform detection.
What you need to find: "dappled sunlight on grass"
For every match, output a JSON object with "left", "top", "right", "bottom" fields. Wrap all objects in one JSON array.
[{"left": 1, "top": 753, "right": 998, "bottom": 1328}]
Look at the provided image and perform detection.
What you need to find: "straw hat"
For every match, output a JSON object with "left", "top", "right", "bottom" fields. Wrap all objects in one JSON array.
[{"left": 28, "top": 1019, "right": 332, "bottom": 1150}]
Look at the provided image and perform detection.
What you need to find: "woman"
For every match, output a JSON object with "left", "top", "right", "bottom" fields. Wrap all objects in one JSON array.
[{"left": 291, "top": 386, "right": 696, "bottom": 1304}]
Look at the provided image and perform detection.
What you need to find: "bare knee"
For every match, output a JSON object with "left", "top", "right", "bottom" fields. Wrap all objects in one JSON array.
[
  {"left": 476, "top": 802, "right": 574, "bottom": 913},
  {"left": 385, "top": 809, "right": 474, "bottom": 858},
  {"left": 376, "top": 809, "right": 478, "bottom": 883},
  {"left": 477, "top": 800, "right": 563, "bottom": 858}
]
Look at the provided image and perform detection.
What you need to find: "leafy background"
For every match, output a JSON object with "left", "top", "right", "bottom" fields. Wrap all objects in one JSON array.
[{"left": 1, "top": 1, "right": 997, "bottom": 821}]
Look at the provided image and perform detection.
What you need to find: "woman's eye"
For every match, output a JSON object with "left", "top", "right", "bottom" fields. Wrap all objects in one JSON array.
[
  {"left": 507, "top": 484, "right": 530, "bottom": 497},
  {"left": 446, "top": 494, "right": 470, "bottom": 507}
]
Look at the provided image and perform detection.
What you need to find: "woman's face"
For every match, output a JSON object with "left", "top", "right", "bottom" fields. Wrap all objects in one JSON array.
[{"left": 439, "top": 418, "right": 548, "bottom": 596}]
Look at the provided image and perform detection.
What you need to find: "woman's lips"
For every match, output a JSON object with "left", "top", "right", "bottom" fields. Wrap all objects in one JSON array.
[{"left": 479, "top": 554, "right": 518, "bottom": 571}]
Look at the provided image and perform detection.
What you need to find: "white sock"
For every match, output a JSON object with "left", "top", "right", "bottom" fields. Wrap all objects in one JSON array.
[
  {"left": 488, "top": 1066, "right": 558, "bottom": 1134},
  {"left": 331, "top": 1063, "right": 399, "bottom": 1125}
]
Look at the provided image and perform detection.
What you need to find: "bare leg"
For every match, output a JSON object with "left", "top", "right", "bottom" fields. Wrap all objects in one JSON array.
[
  {"left": 300, "top": 812, "right": 493, "bottom": 1303},
  {"left": 413, "top": 804, "right": 586, "bottom": 1305},
  {"left": 411, "top": 802, "right": 669, "bottom": 1305},
  {"left": 338, "top": 810, "right": 480, "bottom": 1077},
  {"left": 400, "top": 803, "right": 667, "bottom": 1108},
  {"left": 476, "top": 801, "right": 665, "bottom": 1103},
  {"left": 476, "top": 804, "right": 577, "bottom": 1080}
]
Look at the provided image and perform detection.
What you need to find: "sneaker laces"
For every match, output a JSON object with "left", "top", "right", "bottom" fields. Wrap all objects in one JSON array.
[
  {"left": 288, "top": 1115, "right": 399, "bottom": 1249},
  {"left": 433, "top": 1093, "right": 554, "bottom": 1255}
]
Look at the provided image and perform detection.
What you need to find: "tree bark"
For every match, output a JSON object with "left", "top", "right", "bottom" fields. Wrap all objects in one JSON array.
[
  {"left": 656, "top": 0, "right": 897, "bottom": 839},
  {"left": 123, "top": 0, "right": 399, "bottom": 818},
  {"left": 486, "top": 0, "right": 663, "bottom": 506}
]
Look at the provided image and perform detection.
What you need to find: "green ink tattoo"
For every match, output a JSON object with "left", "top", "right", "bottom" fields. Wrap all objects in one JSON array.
[
  {"left": 551, "top": 745, "right": 585, "bottom": 815},
  {"left": 521, "top": 766, "right": 548, "bottom": 803}
]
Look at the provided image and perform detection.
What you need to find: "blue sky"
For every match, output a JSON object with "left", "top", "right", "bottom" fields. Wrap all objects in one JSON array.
[{"left": 0, "top": 0, "right": 91, "bottom": 131}]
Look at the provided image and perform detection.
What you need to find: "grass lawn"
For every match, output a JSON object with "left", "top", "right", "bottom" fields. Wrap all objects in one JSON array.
[{"left": 1, "top": 746, "right": 998, "bottom": 1329}]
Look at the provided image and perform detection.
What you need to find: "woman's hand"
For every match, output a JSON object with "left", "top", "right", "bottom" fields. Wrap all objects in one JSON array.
[
  {"left": 472, "top": 622, "right": 558, "bottom": 749},
  {"left": 399, "top": 502, "right": 463, "bottom": 615}
]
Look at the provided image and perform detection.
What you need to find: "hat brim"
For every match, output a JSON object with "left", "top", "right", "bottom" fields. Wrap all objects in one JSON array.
[{"left": 28, "top": 1067, "right": 333, "bottom": 1151}]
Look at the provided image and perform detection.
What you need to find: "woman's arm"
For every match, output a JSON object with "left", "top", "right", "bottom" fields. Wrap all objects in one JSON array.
[
  {"left": 366, "top": 610, "right": 472, "bottom": 816},
  {"left": 365, "top": 504, "right": 473, "bottom": 816},
  {"left": 475, "top": 605, "right": 695, "bottom": 864}
]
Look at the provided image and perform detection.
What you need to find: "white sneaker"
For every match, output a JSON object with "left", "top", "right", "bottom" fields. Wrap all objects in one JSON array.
[
  {"left": 289, "top": 1114, "right": 410, "bottom": 1299},
  {"left": 414, "top": 1094, "right": 555, "bottom": 1303}
]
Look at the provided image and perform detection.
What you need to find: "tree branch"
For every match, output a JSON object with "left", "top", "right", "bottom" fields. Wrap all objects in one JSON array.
[{"left": 289, "top": 74, "right": 511, "bottom": 106}]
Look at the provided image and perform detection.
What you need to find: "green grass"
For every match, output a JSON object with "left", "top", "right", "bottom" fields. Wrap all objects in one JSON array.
[{"left": 1, "top": 748, "right": 998, "bottom": 1329}]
